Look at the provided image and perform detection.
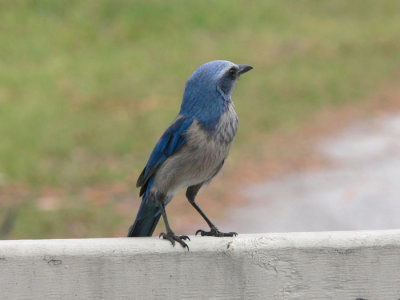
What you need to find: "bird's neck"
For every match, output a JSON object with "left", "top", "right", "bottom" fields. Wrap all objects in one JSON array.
[
  {"left": 196, "top": 101, "right": 235, "bottom": 134},
  {"left": 180, "top": 94, "right": 229, "bottom": 131}
]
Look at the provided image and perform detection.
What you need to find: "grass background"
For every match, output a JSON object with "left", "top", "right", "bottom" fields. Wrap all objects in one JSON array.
[{"left": 1, "top": 0, "right": 400, "bottom": 238}]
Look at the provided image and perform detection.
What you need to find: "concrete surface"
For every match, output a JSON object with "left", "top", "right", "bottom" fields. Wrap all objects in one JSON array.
[
  {"left": 223, "top": 113, "right": 400, "bottom": 234},
  {"left": 1, "top": 231, "right": 400, "bottom": 299}
]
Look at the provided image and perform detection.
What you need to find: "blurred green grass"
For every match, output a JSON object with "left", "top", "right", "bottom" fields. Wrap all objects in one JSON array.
[{"left": 1, "top": 0, "right": 400, "bottom": 238}]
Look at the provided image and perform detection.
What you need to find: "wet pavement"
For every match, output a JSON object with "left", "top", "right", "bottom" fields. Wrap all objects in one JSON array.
[{"left": 223, "top": 113, "right": 400, "bottom": 233}]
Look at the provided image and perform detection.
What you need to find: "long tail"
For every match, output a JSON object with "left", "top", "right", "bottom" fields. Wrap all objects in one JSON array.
[{"left": 127, "top": 179, "right": 161, "bottom": 237}]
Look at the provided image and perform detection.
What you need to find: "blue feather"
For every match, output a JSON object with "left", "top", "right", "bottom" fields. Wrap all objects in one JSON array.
[
  {"left": 127, "top": 177, "right": 161, "bottom": 237},
  {"left": 179, "top": 61, "right": 232, "bottom": 129},
  {"left": 136, "top": 115, "right": 193, "bottom": 192},
  {"left": 130, "top": 116, "right": 193, "bottom": 237}
]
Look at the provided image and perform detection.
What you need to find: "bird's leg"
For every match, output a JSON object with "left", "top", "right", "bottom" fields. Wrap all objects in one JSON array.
[
  {"left": 158, "top": 198, "right": 190, "bottom": 250},
  {"left": 186, "top": 184, "right": 237, "bottom": 237}
]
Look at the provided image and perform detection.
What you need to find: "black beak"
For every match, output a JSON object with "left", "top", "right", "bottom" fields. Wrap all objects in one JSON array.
[{"left": 238, "top": 64, "right": 253, "bottom": 75}]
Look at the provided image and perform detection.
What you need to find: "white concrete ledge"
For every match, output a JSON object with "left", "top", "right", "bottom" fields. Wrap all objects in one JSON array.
[{"left": 1, "top": 230, "right": 400, "bottom": 299}]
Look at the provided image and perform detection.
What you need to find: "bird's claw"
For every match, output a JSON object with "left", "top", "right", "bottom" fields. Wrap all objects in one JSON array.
[
  {"left": 195, "top": 227, "right": 237, "bottom": 237},
  {"left": 159, "top": 231, "right": 190, "bottom": 250}
]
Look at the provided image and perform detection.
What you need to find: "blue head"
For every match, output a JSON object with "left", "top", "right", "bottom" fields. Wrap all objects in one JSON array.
[{"left": 180, "top": 60, "right": 252, "bottom": 127}]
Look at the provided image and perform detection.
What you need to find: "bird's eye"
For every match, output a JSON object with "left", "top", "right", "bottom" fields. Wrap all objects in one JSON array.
[{"left": 229, "top": 67, "right": 237, "bottom": 76}]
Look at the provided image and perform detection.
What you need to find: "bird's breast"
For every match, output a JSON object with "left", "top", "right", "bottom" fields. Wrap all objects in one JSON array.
[
  {"left": 187, "top": 103, "right": 238, "bottom": 148},
  {"left": 152, "top": 105, "right": 238, "bottom": 196},
  {"left": 213, "top": 103, "right": 238, "bottom": 144},
  {"left": 183, "top": 104, "right": 238, "bottom": 172}
]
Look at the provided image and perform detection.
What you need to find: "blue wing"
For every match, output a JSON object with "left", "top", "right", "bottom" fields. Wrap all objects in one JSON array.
[{"left": 136, "top": 115, "right": 194, "bottom": 195}]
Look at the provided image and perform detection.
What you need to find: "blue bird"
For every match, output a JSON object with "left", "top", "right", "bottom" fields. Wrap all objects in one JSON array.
[{"left": 128, "top": 60, "right": 252, "bottom": 249}]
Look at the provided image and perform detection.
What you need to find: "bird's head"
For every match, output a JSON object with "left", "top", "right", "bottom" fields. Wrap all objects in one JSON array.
[{"left": 180, "top": 60, "right": 252, "bottom": 123}]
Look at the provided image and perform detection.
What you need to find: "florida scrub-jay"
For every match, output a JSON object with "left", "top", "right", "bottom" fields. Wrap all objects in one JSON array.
[{"left": 128, "top": 60, "right": 252, "bottom": 249}]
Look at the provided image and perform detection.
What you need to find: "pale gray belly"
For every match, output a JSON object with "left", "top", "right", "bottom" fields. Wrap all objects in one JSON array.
[{"left": 153, "top": 119, "right": 236, "bottom": 196}]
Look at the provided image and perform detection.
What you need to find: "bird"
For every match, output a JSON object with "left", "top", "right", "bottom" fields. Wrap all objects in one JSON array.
[{"left": 128, "top": 60, "right": 252, "bottom": 249}]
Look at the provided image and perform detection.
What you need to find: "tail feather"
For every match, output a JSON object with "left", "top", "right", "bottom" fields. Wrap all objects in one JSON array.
[
  {"left": 128, "top": 177, "right": 161, "bottom": 237},
  {"left": 127, "top": 202, "right": 161, "bottom": 237}
]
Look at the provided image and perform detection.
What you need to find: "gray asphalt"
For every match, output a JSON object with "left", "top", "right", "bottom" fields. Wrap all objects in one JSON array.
[{"left": 222, "top": 113, "right": 400, "bottom": 233}]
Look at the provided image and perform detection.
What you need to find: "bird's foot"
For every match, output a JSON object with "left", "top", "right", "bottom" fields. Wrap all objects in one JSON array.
[
  {"left": 195, "top": 226, "right": 237, "bottom": 237},
  {"left": 159, "top": 231, "right": 190, "bottom": 250}
]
